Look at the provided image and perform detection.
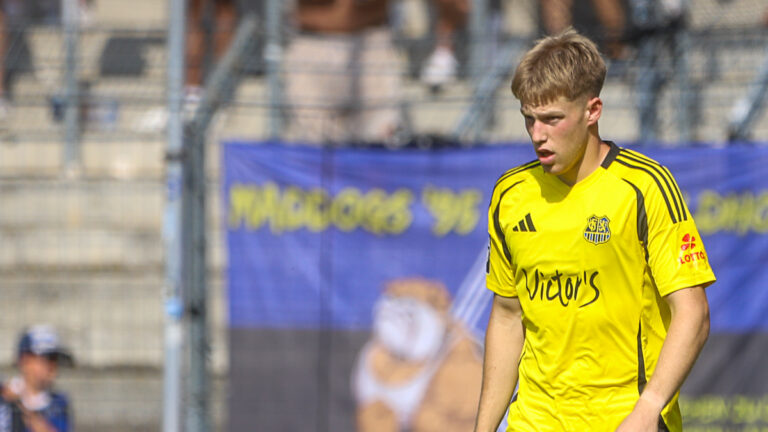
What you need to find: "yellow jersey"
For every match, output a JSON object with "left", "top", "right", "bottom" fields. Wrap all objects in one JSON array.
[{"left": 486, "top": 142, "right": 716, "bottom": 432}]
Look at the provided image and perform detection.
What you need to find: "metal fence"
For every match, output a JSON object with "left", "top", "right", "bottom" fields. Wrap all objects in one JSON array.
[{"left": 0, "top": 0, "right": 767, "bottom": 430}]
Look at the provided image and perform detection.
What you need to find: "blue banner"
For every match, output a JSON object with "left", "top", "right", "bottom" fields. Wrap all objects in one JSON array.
[
  {"left": 224, "top": 142, "right": 768, "bottom": 431},
  {"left": 224, "top": 142, "right": 768, "bottom": 333}
]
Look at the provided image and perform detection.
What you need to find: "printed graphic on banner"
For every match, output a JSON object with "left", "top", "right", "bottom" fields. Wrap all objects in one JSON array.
[{"left": 352, "top": 278, "right": 482, "bottom": 431}]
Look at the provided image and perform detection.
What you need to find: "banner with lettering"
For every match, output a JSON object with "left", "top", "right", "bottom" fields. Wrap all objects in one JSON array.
[{"left": 224, "top": 142, "right": 768, "bottom": 431}]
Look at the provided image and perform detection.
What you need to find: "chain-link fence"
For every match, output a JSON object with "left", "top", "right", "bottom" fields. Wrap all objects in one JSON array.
[{"left": 0, "top": 0, "right": 767, "bottom": 431}]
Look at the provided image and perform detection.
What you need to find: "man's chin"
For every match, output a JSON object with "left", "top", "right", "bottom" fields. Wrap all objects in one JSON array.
[{"left": 540, "top": 163, "right": 559, "bottom": 174}]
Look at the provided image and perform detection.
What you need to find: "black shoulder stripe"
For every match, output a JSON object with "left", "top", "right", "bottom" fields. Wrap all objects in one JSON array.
[
  {"left": 495, "top": 160, "right": 540, "bottom": 187},
  {"left": 660, "top": 165, "right": 687, "bottom": 221},
  {"left": 618, "top": 151, "right": 682, "bottom": 222},
  {"left": 621, "top": 149, "right": 687, "bottom": 221},
  {"left": 493, "top": 180, "right": 524, "bottom": 265},
  {"left": 614, "top": 156, "right": 678, "bottom": 224}
]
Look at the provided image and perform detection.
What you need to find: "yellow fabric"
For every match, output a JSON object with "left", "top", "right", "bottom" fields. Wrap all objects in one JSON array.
[{"left": 486, "top": 143, "right": 716, "bottom": 431}]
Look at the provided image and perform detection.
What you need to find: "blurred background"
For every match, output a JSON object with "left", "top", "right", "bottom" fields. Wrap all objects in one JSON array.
[{"left": 0, "top": 0, "right": 767, "bottom": 431}]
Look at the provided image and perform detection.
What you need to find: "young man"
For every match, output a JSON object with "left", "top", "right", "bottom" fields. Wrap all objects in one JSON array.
[
  {"left": 0, "top": 325, "right": 73, "bottom": 432},
  {"left": 474, "top": 29, "right": 715, "bottom": 432}
]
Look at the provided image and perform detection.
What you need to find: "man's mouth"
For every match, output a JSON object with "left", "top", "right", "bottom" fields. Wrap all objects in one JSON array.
[{"left": 537, "top": 149, "right": 555, "bottom": 163}]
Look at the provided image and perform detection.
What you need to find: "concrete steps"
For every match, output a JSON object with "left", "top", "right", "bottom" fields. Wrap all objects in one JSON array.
[
  {"left": 0, "top": 139, "right": 165, "bottom": 178},
  {"left": 0, "top": 271, "right": 228, "bottom": 370}
]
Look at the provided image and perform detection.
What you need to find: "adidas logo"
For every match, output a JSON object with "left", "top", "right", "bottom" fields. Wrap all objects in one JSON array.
[{"left": 512, "top": 213, "right": 536, "bottom": 232}]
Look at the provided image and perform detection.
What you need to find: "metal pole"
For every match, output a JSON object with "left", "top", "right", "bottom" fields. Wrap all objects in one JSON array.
[
  {"left": 674, "top": 24, "right": 693, "bottom": 144},
  {"left": 265, "top": 0, "right": 283, "bottom": 139},
  {"left": 163, "top": 0, "right": 187, "bottom": 430},
  {"left": 184, "top": 122, "right": 209, "bottom": 432},
  {"left": 469, "top": 0, "right": 488, "bottom": 82},
  {"left": 62, "top": 0, "right": 80, "bottom": 174},
  {"left": 183, "top": 15, "right": 258, "bottom": 432},
  {"left": 467, "top": 0, "right": 490, "bottom": 142}
]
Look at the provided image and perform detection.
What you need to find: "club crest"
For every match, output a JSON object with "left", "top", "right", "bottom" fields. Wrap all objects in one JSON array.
[{"left": 584, "top": 215, "right": 611, "bottom": 245}]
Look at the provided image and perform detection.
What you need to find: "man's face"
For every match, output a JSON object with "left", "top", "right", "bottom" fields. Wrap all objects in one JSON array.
[
  {"left": 521, "top": 96, "right": 598, "bottom": 184},
  {"left": 19, "top": 354, "right": 59, "bottom": 390}
]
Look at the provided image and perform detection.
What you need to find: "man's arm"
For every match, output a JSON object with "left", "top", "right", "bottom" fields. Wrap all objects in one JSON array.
[
  {"left": 615, "top": 285, "right": 710, "bottom": 432},
  {"left": 474, "top": 294, "right": 525, "bottom": 432}
]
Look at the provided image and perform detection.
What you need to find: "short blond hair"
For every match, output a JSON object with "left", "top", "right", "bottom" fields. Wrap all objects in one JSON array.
[{"left": 511, "top": 28, "right": 606, "bottom": 106}]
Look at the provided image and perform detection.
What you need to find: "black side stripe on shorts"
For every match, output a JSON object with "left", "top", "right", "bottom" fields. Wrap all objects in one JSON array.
[
  {"left": 618, "top": 150, "right": 687, "bottom": 222},
  {"left": 493, "top": 179, "right": 525, "bottom": 265},
  {"left": 614, "top": 155, "right": 678, "bottom": 224}
]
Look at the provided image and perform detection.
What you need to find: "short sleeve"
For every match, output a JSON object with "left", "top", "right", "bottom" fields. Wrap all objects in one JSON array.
[{"left": 644, "top": 173, "right": 716, "bottom": 296}]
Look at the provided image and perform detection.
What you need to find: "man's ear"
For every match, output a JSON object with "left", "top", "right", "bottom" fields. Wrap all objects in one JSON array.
[{"left": 586, "top": 97, "right": 602, "bottom": 125}]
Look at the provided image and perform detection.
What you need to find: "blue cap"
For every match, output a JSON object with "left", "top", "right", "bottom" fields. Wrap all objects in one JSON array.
[{"left": 17, "top": 325, "right": 74, "bottom": 366}]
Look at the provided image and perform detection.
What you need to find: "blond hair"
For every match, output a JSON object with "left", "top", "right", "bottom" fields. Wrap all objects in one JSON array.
[{"left": 511, "top": 28, "right": 606, "bottom": 106}]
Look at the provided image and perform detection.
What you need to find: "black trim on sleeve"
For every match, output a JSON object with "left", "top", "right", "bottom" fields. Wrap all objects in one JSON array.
[
  {"left": 637, "top": 322, "right": 647, "bottom": 394},
  {"left": 658, "top": 416, "right": 670, "bottom": 431},
  {"left": 493, "top": 180, "right": 525, "bottom": 264}
]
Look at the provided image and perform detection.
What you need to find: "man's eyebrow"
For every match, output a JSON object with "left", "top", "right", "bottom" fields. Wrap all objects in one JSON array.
[{"left": 521, "top": 108, "right": 564, "bottom": 117}]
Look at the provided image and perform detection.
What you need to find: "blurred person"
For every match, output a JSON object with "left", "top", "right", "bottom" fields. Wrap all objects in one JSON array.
[
  {"left": 0, "top": 325, "right": 74, "bottom": 432},
  {"left": 186, "top": 0, "right": 237, "bottom": 100},
  {"left": 474, "top": 29, "right": 714, "bottom": 432},
  {"left": 419, "top": 0, "right": 469, "bottom": 88},
  {"left": 15, "top": 0, "right": 93, "bottom": 25},
  {"left": 186, "top": 0, "right": 266, "bottom": 96},
  {"left": 0, "top": 2, "right": 9, "bottom": 121},
  {"left": 0, "top": 0, "right": 94, "bottom": 121},
  {"left": 137, "top": 0, "right": 264, "bottom": 132},
  {"left": 284, "top": 0, "right": 404, "bottom": 145},
  {"left": 540, "top": 0, "right": 626, "bottom": 58}
]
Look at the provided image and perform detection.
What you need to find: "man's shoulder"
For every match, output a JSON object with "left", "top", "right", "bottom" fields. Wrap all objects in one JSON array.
[
  {"left": 492, "top": 160, "right": 541, "bottom": 196},
  {"left": 604, "top": 145, "right": 678, "bottom": 189}
]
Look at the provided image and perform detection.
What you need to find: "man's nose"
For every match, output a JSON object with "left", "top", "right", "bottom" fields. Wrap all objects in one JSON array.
[{"left": 530, "top": 120, "right": 546, "bottom": 144}]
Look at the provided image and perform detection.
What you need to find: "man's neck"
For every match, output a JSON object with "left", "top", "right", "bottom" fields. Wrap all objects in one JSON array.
[{"left": 557, "top": 136, "right": 609, "bottom": 186}]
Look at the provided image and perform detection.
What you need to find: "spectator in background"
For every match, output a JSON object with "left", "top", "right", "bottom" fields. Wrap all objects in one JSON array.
[
  {"left": 540, "top": 0, "right": 626, "bottom": 58},
  {"left": 420, "top": 0, "right": 469, "bottom": 88},
  {"left": 185, "top": 0, "right": 237, "bottom": 101},
  {"left": 0, "top": 325, "right": 74, "bottom": 432},
  {"left": 0, "top": 2, "right": 9, "bottom": 120},
  {"left": 284, "top": 0, "right": 404, "bottom": 145},
  {"left": 0, "top": 0, "right": 94, "bottom": 122}
]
